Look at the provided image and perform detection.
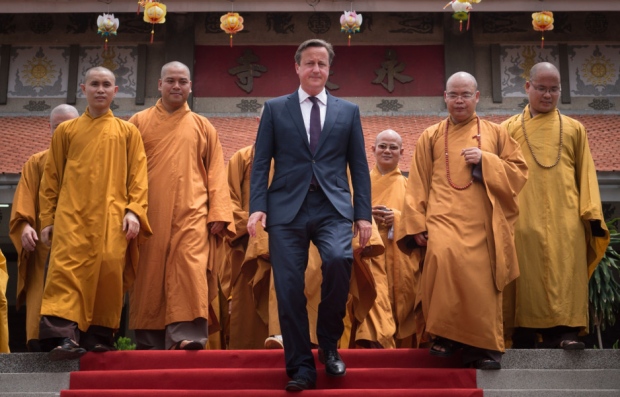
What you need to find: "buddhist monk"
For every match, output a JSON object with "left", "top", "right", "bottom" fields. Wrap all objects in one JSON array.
[
  {"left": 501, "top": 62, "right": 609, "bottom": 349},
  {"left": 226, "top": 145, "right": 271, "bottom": 349},
  {"left": 397, "top": 71, "right": 528, "bottom": 369},
  {"left": 9, "top": 104, "right": 79, "bottom": 352},
  {"left": 128, "top": 61, "right": 234, "bottom": 350},
  {"left": 38, "top": 67, "right": 151, "bottom": 361}
]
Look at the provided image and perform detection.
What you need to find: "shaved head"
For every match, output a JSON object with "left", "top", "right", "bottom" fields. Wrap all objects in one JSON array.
[
  {"left": 84, "top": 66, "right": 115, "bottom": 84},
  {"left": 375, "top": 129, "right": 402, "bottom": 147},
  {"left": 50, "top": 104, "right": 79, "bottom": 121},
  {"left": 49, "top": 104, "right": 79, "bottom": 133},
  {"left": 161, "top": 61, "right": 191, "bottom": 79},
  {"left": 373, "top": 128, "right": 404, "bottom": 174},
  {"left": 446, "top": 71, "right": 478, "bottom": 91},
  {"left": 529, "top": 62, "right": 560, "bottom": 82}
]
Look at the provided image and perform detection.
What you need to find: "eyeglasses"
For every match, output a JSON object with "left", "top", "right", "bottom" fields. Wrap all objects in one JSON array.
[
  {"left": 531, "top": 84, "right": 561, "bottom": 95},
  {"left": 445, "top": 92, "right": 475, "bottom": 100}
]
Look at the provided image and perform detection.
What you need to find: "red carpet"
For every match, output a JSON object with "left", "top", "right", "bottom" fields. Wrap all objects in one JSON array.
[{"left": 61, "top": 349, "right": 482, "bottom": 396}]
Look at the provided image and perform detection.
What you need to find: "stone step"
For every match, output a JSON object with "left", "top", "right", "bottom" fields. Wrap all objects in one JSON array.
[
  {"left": 477, "top": 369, "right": 620, "bottom": 390},
  {"left": 0, "top": 353, "right": 78, "bottom": 373},
  {"left": 500, "top": 349, "right": 620, "bottom": 369},
  {"left": 0, "top": 373, "right": 69, "bottom": 393}
]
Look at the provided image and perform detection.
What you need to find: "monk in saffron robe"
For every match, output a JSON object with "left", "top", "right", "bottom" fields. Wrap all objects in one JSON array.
[
  {"left": 39, "top": 67, "right": 151, "bottom": 361},
  {"left": 398, "top": 72, "right": 528, "bottom": 369},
  {"left": 370, "top": 129, "right": 420, "bottom": 348},
  {"left": 9, "top": 104, "right": 79, "bottom": 351},
  {"left": 128, "top": 61, "right": 234, "bottom": 350},
  {"left": 501, "top": 62, "right": 609, "bottom": 349},
  {"left": 0, "top": 249, "right": 9, "bottom": 353},
  {"left": 226, "top": 145, "right": 271, "bottom": 349}
]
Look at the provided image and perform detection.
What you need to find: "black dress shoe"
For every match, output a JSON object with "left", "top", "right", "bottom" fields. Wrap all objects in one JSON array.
[
  {"left": 285, "top": 377, "right": 316, "bottom": 392},
  {"left": 318, "top": 348, "right": 346, "bottom": 377},
  {"left": 48, "top": 338, "right": 87, "bottom": 361}
]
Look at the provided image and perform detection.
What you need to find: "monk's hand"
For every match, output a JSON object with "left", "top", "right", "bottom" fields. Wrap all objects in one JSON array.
[
  {"left": 382, "top": 209, "right": 394, "bottom": 227},
  {"left": 372, "top": 205, "right": 388, "bottom": 226},
  {"left": 247, "top": 211, "right": 267, "bottom": 238},
  {"left": 354, "top": 219, "right": 372, "bottom": 248},
  {"left": 413, "top": 231, "right": 428, "bottom": 247},
  {"left": 21, "top": 223, "right": 38, "bottom": 252},
  {"left": 123, "top": 210, "right": 140, "bottom": 240},
  {"left": 41, "top": 225, "right": 54, "bottom": 247},
  {"left": 209, "top": 221, "right": 225, "bottom": 235},
  {"left": 461, "top": 147, "right": 482, "bottom": 165}
]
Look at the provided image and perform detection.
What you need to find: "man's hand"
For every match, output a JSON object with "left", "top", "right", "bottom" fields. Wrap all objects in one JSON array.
[
  {"left": 353, "top": 219, "right": 372, "bottom": 248},
  {"left": 21, "top": 224, "right": 38, "bottom": 252},
  {"left": 247, "top": 211, "right": 267, "bottom": 238},
  {"left": 209, "top": 221, "right": 226, "bottom": 235},
  {"left": 123, "top": 211, "right": 140, "bottom": 240},
  {"left": 462, "top": 147, "right": 482, "bottom": 165},
  {"left": 371, "top": 205, "right": 394, "bottom": 228},
  {"left": 41, "top": 225, "right": 54, "bottom": 247},
  {"left": 413, "top": 231, "right": 428, "bottom": 247}
]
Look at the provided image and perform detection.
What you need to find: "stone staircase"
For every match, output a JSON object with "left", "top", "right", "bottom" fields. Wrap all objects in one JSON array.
[
  {"left": 0, "top": 349, "right": 618, "bottom": 396},
  {"left": 480, "top": 349, "right": 620, "bottom": 396},
  {"left": 0, "top": 353, "right": 76, "bottom": 396}
]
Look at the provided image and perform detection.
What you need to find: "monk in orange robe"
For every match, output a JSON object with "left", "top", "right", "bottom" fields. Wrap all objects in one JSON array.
[
  {"left": 501, "top": 62, "right": 609, "bottom": 349},
  {"left": 9, "top": 104, "right": 79, "bottom": 351},
  {"left": 39, "top": 67, "right": 151, "bottom": 361},
  {"left": 398, "top": 72, "right": 528, "bottom": 369},
  {"left": 225, "top": 145, "right": 271, "bottom": 349},
  {"left": 128, "top": 61, "right": 234, "bottom": 350}
]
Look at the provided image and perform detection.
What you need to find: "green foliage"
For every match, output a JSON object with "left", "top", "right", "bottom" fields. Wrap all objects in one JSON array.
[
  {"left": 589, "top": 218, "right": 620, "bottom": 331},
  {"left": 114, "top": 336, "right": 136, "bottom": 351}
]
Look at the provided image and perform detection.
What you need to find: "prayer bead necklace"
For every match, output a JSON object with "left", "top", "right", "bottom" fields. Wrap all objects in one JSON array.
[
  {"left": 520, "top": 108, "right": 563, "bottom": 169},
  {"left": 444, "top": 116, "right": 481, "bottom": 191}
]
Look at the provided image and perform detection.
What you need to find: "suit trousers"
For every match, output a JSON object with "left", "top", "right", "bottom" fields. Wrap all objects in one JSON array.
[{"left": 268, "top": 188, "right": 353, "bottom": 382}]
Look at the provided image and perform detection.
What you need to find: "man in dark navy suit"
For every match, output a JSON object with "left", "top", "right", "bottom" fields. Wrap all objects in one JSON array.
[{"left": 248, "top": 39, "right": 372, "bottom": 392}]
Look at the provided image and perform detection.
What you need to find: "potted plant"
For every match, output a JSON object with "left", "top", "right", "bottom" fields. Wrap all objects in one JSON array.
[{"left": 589, "top": 218, "right": 620, "bottom": 348}]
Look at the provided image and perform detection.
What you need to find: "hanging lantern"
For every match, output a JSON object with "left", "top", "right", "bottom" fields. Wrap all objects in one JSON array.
[
  {"left": 220, "top": 12, "right": 244, "bottom": 48},
  {"left": 340, "top": 11, "right": 363, "bottom": 47},
  {"left": 532, "top": 11, "right": 554, "bottom": 49},
  {"left": 97, "top": 13, "right": 119, "bottom": 51},
  {"left": 444, "top": 0, "right": 481, "bottom": 32},
  {"left": 139, "top": 1, "right": 167, "bottom": 44}
]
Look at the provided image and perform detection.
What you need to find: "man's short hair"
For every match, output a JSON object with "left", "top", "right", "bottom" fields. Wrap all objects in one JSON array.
[{"left": 294, "top": 39, "right": 335, "bottom": 66}]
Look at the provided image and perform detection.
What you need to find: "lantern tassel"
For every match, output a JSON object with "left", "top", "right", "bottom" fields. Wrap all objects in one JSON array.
[
  {"left": 541, "top": 34, "right": 544, "bottom": 49},
  {"left": 230, "top": 34, "right": 233, "bottom": 48},
  {"left": 348, "top": 34, "right": 351, "bottom": 47},
  {"left": 466, "top": 14, "right": 471, "bottom": 31},
  {"left": 151, "top": 27, "right": 154, "bottom": 44},
  {"left": 459, "top": 20, "right": 463, "bottom": 32},
  {"left": 104, "top": 37, "right": 108, "bottom": 51}
]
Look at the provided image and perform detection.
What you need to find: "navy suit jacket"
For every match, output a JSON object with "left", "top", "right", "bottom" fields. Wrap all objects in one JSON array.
[{"left": 250, "top": 90, "right": 371, "bottom": 227}]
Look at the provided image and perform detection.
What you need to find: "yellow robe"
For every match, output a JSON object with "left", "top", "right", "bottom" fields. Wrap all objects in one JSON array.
[
  {"left": 226, "top": 145, "right": 270, "bottom": 349},
  {"left": 39, "top": 108, "right": 151, "bottom": 332},
  {"left": 398, "top": 114, "right": 528, "bottom": 352},
  {"left": 9, "top": 150, "right": 50, "bottom": 343},
  {"left": 346, "top": 220, "right": 394, "bottom": 348},
  {"left": 128, "top": 100, "right": 234, "bottom": 331},
  {"left": 370, "top": 165, "right": 421, "bottom": 343},
  {"left": 0, "top": 249, "right": 9, "bottom": 352},
  {"left": 502, "top": 106, "right": 609, "bottom": 333}
]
